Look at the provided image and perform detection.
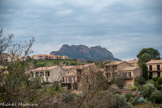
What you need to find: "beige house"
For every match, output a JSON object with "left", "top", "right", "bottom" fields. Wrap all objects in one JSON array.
[
  {"left": 61, "top": 63, "right": 98, "bottom": 90},
  {"left": 128, "top": 59, "right": 139, "bottom": 67},
  {"left": 32, "top": 54, "right": 68, "bottom": 60},
  {"left": 146, "top": 59, "right": 162, "bottom": 78},
  {"left": 104, "top": 61, "right": 142, "bottom": 86},
  {"left": 28, "top": 66, "right": 68, "bottom": 83},
  {"left": 0, "top": 53, "right": 24, "bottom": 62}
]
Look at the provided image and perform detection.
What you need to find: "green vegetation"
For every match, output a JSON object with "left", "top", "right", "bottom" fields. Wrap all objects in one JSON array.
[
  {"left": 134, "top": 76, "right": 146, "bottom": 86},
  {"left": 112, "top": 75, "right": 125, "bottom": 89},
  {"left": 137, "top": 48, "right": 161, "bottom": 80},
  {"left": 29, "top": 59, "right": 86, "bottom": 67},
  {"left": 1, "top": 30, "right": 162, "bottom": 108}
]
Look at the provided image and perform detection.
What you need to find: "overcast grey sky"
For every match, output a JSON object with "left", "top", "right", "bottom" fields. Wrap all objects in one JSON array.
[{"left": 0, "top": 0, "right": 162, "bottom": 60}]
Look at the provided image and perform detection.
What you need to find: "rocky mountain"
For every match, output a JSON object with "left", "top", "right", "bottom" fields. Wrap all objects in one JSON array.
[{"left": 50, "top": 44, "right": 119, "bottom": 61}]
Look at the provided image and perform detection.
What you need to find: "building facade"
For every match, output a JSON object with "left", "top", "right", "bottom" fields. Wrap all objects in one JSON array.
[
  {"left": 61, "top": 63, "right": 98, "bottom": 90},
  {"left": 32, "top": 54, "right": 68, "bottom": 60},
  {"left": 146, "top": 59, "right": 162, "bottom": 78},
  {"left": 104, "top": 61, "right": 142, "bottom": 86},
  {"left": 28, "top": 66, "right": 68, "bottom": 83}
]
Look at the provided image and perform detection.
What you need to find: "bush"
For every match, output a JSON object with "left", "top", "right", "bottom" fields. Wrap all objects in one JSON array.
[
  {"left": 52, "top": 82, "right": 61, "bottom": 91},
  {"left": 154, "top": 83, "right": 161, "bottom": 90},
  {"left": 129, "top": 96, "right": 139, "bottom": 105},
  {"left": 150, "top": 90, "right": 162, "bottom": 104},
  {"left": 129, "top": 85, "right": 138, "bottom": 91},
  {"left": 137, "top": 96, "right": 147, "bottom": 104},
  {"left": 157, "top": 78, "right": 162, "bottom": 85},
  {"left": 152, "top": 77, "right": 159, "bottom": 82},
  {"left": 62, "top": 91, "right": 75, "bottom": 103},
  {"left": 134, "top": 76, "right": 146, "bottom": 86},
  {"left": 113, "top": 75, "right": 125, "bottom": 89},
  {"left": 142, "top": 84, "right": 157, "bottom": 98},
  {"left": 124, "top": 93, "right": 135, "bottom": 102},
  {"left": 114, "top": 94, "right": 132, "bottom": 108}
]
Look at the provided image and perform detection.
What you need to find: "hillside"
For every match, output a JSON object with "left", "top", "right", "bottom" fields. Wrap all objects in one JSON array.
[{"left": 50, "top": 44, "right": 119, "bottom": 61}]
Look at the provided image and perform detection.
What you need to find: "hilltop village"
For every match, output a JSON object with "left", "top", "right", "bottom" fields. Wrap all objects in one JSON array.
[{"left": 0, "top": 47, "right": 162, "bottom": 108}]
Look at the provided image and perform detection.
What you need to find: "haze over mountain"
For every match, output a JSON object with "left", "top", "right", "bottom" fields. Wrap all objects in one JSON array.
[{"left": 50, "top": 44, "right": 119, "bottom": 61}]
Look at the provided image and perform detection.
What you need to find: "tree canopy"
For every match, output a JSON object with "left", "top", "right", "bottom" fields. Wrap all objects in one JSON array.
[{"left": 137, "top": 48, "right": 160, "bottom": 63}]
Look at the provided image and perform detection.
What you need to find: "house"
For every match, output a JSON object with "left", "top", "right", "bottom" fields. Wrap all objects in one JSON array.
[
  {"left": 0, "top": 53, "right": 24, "bottom": 62},
  {"left": 61, "top": 56, "right": 68, "bottom": 59},
  {"left": 28, "top": 66, "right": 68, "bottom": 83},
  {"left": 104, "top": 61, "right": 142, "bottom": 86},
  {"left": 32, "top": 54, "right": 49, "bottom": 60},
  {"left": 146, "top": 59, "right": 162, "bottom": 78},
  {"left": 128, "top": 59, "right": 139, "bottom": 67},
  {"left": 32, "top": 54, "right": 67, "bottom": 60},
  {"left": 61, "top": 63, "right": 98, "bottom": 90}
]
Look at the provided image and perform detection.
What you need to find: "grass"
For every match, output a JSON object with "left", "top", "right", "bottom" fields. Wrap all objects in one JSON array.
[
  {"left": 29, "top": 59, "right": 87, "bottom": 67},
  {"left": 133, "top": 102, "right": 162, "bottom": 108}
]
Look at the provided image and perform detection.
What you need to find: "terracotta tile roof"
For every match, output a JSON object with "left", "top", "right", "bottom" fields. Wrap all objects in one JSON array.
[
  {"left": 62, "top": 66, "right": 75, "bottom": 70},
  {"left": 122, "top": 67, "right": 138, "bottom": 71},
  {"left": 31, "top": 66, "right": 58, "bottom": 72},
  {"left": 106, "top": 61, "right": 125, "bottom": 65},
  {"left": 65, "top": 72, "right": 76, "bottom": 77},
  {"left": 128, "top": 59, "right": 138, "bottom": 64},
  {"left": 146, "top": 59, "right": 162, "bottom": 64}
]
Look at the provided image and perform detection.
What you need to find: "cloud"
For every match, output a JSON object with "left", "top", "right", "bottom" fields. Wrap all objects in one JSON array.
[{"left": 0, "top": 0, "right": 162, "bottom": 59}]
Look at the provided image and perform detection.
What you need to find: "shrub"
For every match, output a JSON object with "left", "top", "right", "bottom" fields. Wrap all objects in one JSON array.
[
  {"left": 113, "top": 75, "right": 125, "bottom": 89},
  {"left": 157, "top": 78, "right": 162, "bottom": 85},
  {"left": 142, "top": 84, "right": 157, "bottom": 98},
  {"left": 62, "top": 91, "right": 75, "bottom": 103},
  {"left": 124, "top": 93, "right": 135, "bottom": 102},
  {"left": 129, "top": 85, "right": 138, "bottom": 91},
  {"left": 150, "top": 90, "right": 162, "bottom": 104},
  {"left": 154, "top": 83, "right": 161, "bottom": 90},
  {"left": 52, "top": 82, "right": 61, "bottom": 91},
  {"left": 114, "top": 94, "right": 132, "bottom": 108},
  {"left": 134, "top": 76, "right": 146, "bottom": 86},
  {"left": 137, "top": 96, "right": 147, "bottom": 104},
  {"left": 129, "top": 96, "right": 139, "bottom": 105},
  {"left": 152, "top": 77, "right": 159, "bottom": 82}
]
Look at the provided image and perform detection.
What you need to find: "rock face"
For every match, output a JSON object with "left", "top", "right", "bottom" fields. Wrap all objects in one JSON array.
[{"left": 50, "top": 44, "right": 119, "bottom": 61}]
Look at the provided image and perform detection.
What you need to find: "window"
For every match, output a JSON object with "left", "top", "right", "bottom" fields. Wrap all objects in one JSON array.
[
  {"left": 40, "top": 72, "right": 44, "bottom": 77},
  {"left": 77, "top": 69, "right": 82, "bottom": 75},
  {"left": 106, "top": 66, "right": 110, "bottom": 71},
  {"left": 67, "top": 77, "right": 69, "bottom": 82},
  {"left": 127, "top": 72, "right": 131, "bottom": 78},
  {"left": 31, "top": 72, "right": 34, "bottom": 77},
  {"left": 46, "top": 71, "right": 50, "bottom": 76},
  {"left": 77, "top": 76, "right": 80, "bottom": 82},
  {"left": 72, "top": 77, "right": 74, "bottom": 83},
  {"left": 120, "top": 72, "right": 123, "bottom": 77},
  {"left": 106, "top": 73, "right": 111, "bottom": 78},
  {"left": 149, "top": 65, "right": 152, "bottom": 71},
  {"left": 113, "top": 65, "right": 117, "bottom": 70},
  {"left": 157, "top": 72, "right": 160, "bottom": 77},
  {"left": 36, "top": 72, "right": 39, "bottom": 77},
  {"left": 157, "top": 65, "right": 160, "bottom": 70}
]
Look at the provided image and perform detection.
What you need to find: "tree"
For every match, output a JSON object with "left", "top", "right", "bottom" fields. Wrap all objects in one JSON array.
[
  {"left": 142, "top": 84, "right": 157, "bottom": 98},
  {"left": 113, "top": 75, "right": 125, "bottom": 89},
  {"left": 150, "top": 90, "right": 162, "bottom": 104},
  {"left": 137, "top": 48, "right": 161, "bottom": 80},
  {"left": 0, "top": 29, "right": 38, "bottom": 105},
  {"left": 137, "top": 48, "right": 160, "bottom": 61},
  {"left": 134, "top": 76, "right": 146, "bottom": 86}
]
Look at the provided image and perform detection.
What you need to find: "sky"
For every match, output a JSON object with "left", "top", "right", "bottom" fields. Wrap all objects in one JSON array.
[{"left": 0, "top": 0, "right": 162, "bottom": 60}]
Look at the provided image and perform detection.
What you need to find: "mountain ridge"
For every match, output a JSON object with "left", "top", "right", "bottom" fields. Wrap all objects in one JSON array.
[{"left": 50, "top": 44, "right": 120, "bottom": 61}]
